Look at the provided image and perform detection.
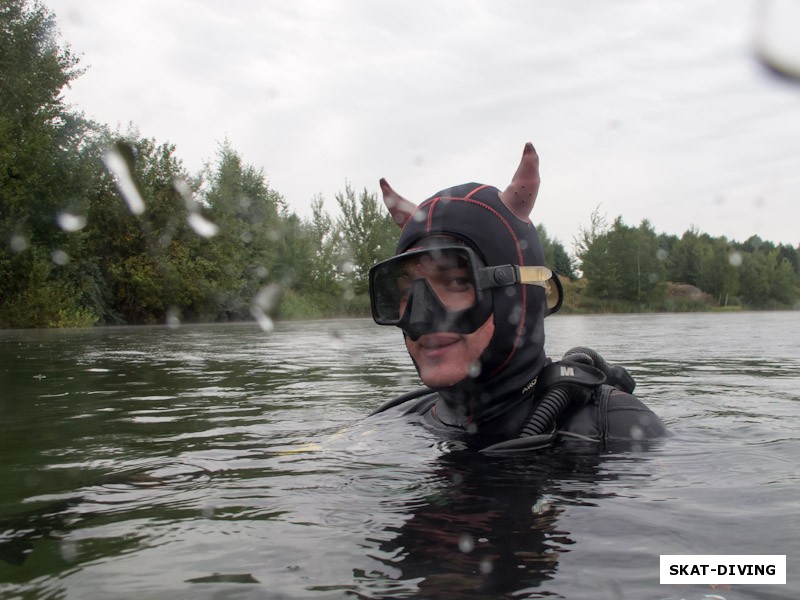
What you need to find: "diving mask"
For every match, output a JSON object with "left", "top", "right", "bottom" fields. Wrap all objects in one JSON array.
[{"left": 369, "top": 245, "right": 562, "bottom": 340}]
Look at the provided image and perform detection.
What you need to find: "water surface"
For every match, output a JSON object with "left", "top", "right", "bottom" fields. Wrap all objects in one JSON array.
[{"left": 1, "top": 312, "right": 797, "bottom": 599}]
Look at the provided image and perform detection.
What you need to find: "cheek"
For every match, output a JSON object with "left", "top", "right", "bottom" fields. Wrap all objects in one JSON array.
[
  {"left": 404, "top": 335, "right": 422, "bottom": 364},
  {"left": 467, "top": 318, "right": 495, "bottom": 359}
]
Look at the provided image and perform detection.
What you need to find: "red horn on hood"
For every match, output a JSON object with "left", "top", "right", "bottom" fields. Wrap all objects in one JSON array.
[
  {"left": 380, "top": 178, "right": 417, "bottom": 228},
  {"left": 499, "top": 142, "right": 540, "bottom": 223}
]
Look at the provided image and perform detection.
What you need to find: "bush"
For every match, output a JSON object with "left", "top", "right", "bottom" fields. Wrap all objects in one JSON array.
[{"left": 276, "top": 290, "right": 372, "bottom": 320}]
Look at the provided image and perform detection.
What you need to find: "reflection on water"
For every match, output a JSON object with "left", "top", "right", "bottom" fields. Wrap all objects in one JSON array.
[{"left": 0, "top": 313, "right": 798, "bottom": 599}]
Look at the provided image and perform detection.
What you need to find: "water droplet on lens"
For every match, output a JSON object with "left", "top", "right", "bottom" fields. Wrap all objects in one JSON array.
[
  {"left": 729, "top": 251, "right": 743, "bottom": 267},
  {"left": 60, "top": 539, "right": 78, "bottom": 562},
  {"left": 103, "top": 145, "right": 145, "bottom": 215},
  {"left": 175, "top": 178, "right": 219, "bottom": 237},
  {"left": 10, "top": 234, "right": 28, "bottom": 252},
  {"left": 458, "top": 534, "right": 474, "bottom": 553},
  {"left": 173, "top": 178, "right": 192, "bottom": 197},
  {"left": 57, "top": 212, "right": 87, "bottom": 232},
  {"left": 166, "top": 307, "right": 181, "bottom": 329},
  {"left": 480, "top": 558, "right": 493, "bottom": 574},
  {"left": 251, "top": 283, "right": 283, "bottom": 332},
  {"left": 187, "top": 213, "right": 219, "bottom": 238},
  {"left": 51, "top": 249, "right": 70, "bottom": 265},
  {"left": 251, "top": 309, "right": 274, "bottom": 332},
  {"left": 468, "top": 361, "right": 481, "bottom": 377},
  {"left": 656, "top": 248, "right": 669, "bottom": 261}
]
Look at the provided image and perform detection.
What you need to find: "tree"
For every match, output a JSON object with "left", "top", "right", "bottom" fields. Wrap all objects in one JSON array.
[
  {"left": 201, "top": 142, "right": 284, "bottom": 320},
  {"left": 335, "top": 183, "right": 397, "bottom": 295},
  {"left": 574, "top": 207, "right": 620, "bottom": 299},
  {"left": 666, "top": 227, "right": 713, "bottom": 289},
  {"left": 574, "top": 211, "right": 666, "bottom": 305},
  {"left": 0, "top": 0, "right": 95, "bottom": 326},
  {"left": 776, "top": 243, "right": 800, "bottom": 280},
  {"left": 738, "top": 251, "right": 772, "bottom": 308},
  {"left": 539, "top": 224, "right": 576, "bottom": 279},
  {"left": 81, "top": 133, "right": 208, "bottom": 323},
  {"left": 704, "top": 237, "right": 740, "bottom": 306},
  {"left": 605, "top": 218, "right": 665, "bottom": 305},
  {"left": 767, "top": 250, "right": 797, "bottom": 306},
  {"left": 306, "top": 195, "right": 342, "bottom": 294}
]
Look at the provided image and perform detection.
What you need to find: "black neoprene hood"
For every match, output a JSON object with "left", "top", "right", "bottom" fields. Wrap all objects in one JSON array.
[{"left": 397, "top": 182, "right": 549, "bottom": 388}]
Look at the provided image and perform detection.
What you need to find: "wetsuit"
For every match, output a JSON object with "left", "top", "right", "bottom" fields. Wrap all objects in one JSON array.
[{"left": 370, "top": 354, "right": 667, "bottom": 453}]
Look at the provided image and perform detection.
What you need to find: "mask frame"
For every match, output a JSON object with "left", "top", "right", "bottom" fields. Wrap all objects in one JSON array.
[{"left": 369, "top": 245, "right": 563, "bottom": 338}]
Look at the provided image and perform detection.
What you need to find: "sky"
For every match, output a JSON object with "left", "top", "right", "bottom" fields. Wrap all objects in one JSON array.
[{"left": 46, "top": 0, "right": 800, "bottom": 249}]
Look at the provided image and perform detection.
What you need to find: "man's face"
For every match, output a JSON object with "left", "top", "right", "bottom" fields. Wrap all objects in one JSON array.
[{"left": 397, "top": 250, "right": 494, "bottom": 387}]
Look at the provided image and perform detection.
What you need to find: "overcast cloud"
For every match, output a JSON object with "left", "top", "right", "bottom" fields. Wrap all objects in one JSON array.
[{"left": 48, "top": 0, "right": 800, "bottom": 247}]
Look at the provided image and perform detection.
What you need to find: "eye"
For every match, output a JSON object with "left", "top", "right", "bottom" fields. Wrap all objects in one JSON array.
[{"left": 445, "top": 275, "right": 472, "bottom": 291}]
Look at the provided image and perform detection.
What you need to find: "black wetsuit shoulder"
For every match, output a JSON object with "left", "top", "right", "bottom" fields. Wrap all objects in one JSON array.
[
  {"left": 369, "top": 387, "right": 437, "bottom": 417},
  {"left": 559, "top": 384, "right": 667, "bottom": 441}
]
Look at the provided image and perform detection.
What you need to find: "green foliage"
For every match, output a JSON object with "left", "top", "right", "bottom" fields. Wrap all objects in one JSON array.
[
  {"left": 539, "top": 225, "right": 576, "bottom": 279},
  {"left": 0, "top": 0, "right": 93, "bottom": 327},
  {"left": 702, "top": 237, "right": 741, "bottom": 307},
  {"left": 738, "top": 248, "right": 797, "bottom": 309},
  {"left": 575, "top": 214, "right": 666, "bottom": 307},
  {"left": 574, "top": 208, "right": 798, "bottom": 312},
  {"left": 200, "top": 142, "right": 284, "bottom": 319},
  {"left": 336, "top": 183, "right": 398, "bottom": 295}
]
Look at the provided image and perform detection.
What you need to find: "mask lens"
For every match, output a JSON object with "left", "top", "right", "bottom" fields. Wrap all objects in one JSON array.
[{"left": 370, "top": 248, "right": 477, "bottom": 324}]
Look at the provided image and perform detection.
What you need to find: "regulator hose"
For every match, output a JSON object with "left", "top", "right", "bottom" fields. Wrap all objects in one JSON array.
[
  {"left": 517, "top": 386, "right": 572, "bottom": 438},
  {"left": 481, "top": 347, "right": 615, "bottom": 454},
  {"left": 481, "top": 375, "right": 592, "bottom": 454}
]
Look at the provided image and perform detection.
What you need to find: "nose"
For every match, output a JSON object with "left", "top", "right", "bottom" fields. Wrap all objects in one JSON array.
[{"left": 399, "top": 279, "right": 464, "bottom": 341}]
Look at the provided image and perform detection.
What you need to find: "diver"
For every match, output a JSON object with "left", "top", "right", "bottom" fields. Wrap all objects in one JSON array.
[{"left": 368, "top": 143, "right": 667, "bottom": 452}]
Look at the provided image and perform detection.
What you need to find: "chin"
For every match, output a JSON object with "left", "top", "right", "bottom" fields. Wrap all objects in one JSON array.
[{"left": 419, "top": 367, "right": 469, "bottom": 388}]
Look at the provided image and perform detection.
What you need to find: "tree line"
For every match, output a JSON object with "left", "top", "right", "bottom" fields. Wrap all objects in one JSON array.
[
  {"left": 573, "top": 211, "right": 799, "bottom": 312},
  {"left": 1, "top": 1, "right": 797, "bottom": 328}
]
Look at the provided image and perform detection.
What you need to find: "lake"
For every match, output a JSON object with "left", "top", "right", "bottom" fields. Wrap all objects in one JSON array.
[{"left": 0, "top": 312, "right": 797, "bottom": 599}]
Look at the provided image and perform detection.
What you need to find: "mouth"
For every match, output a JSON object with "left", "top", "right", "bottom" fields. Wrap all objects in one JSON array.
[{"left": 417, "top": 333, "right": 460, "bottom": 357}]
